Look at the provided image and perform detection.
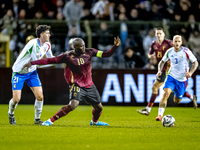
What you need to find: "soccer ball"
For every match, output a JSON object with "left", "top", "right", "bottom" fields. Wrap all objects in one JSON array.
[{"left": 162, "top": 115, "right": 175, "bottom": 127}]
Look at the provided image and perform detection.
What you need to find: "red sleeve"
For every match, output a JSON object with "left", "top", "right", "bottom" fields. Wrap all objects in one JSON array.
[
  {"left": 149, "top": 42, "right": 154, "bottom": 54},
  {"left": 102, "top": 45, "right": 118, "bottom": 57},
  {"left": 31, "top": 54, "right": 68, "bottom": 65},
  {"left": 31, "top": 57, "right": 57, "bottom": 65},
  {"left": 90, "top": 45, "right": 118, "bottom": 57}
]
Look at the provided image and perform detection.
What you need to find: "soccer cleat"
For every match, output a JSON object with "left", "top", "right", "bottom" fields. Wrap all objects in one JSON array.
[
  {"left": 137, "top": 108, "right": 150, "bottom": 116},
  {"left": 156, "top": 115, "right": 162, "bottom": 121},
  {"left": 192, "top": 95, "right": 198, "bottom": 109},
  {"left": 8, "top": 113, "right": 16, "bottom": 125},
  {"left": 42, "top": 120, "right": 53, "bottom": 126},
  {"left": 34, "top": 119, "right": 43, "bottom": 125},
  {"left": 90, "top": 120, "right": 109, "bottom": 126}
]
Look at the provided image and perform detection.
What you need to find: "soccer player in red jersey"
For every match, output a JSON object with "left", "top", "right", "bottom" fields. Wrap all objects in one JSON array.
[
  {"left": 22, "top": 37, "right": 121, "bottom": 126},
  {"left": 137, "top": 27, "right": 197, "bottom": 116}
]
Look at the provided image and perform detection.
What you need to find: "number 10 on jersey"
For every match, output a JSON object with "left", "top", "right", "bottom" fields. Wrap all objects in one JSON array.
[{"left": 77, "top": 58, "right": 85, "bottom": 65}]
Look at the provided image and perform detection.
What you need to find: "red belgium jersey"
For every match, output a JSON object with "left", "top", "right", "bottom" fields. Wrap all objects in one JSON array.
[
  {"left": 149, "top": 39, "right": 173, "bottom": 70},
  {"left": 30, "top": 45, "right": 119, "bottom": 88}
]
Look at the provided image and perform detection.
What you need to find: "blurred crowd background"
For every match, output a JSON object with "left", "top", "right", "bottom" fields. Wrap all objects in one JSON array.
[{"left": 1, "top": 0, "right": 200, "bottom": 69}]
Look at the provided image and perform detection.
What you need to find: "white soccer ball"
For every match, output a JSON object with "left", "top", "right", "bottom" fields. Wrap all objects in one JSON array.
[{"left": 162, "top": 115, "right": 175, "bottom": 127}]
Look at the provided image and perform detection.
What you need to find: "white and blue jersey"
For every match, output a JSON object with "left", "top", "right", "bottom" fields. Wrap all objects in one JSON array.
[
  {"left": 162, "top": 46, "right": 197, "bottom": 99},
  {"left": 12, "top": 38, "right": 53, "bottom": 90},
  {"left": 162, "top": 46, "right": 197, "bottom": 82}
]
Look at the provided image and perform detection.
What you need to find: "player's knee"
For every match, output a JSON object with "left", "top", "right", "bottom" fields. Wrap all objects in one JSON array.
[
  {"left": 69, "top": 100, "right": 79, "bottom": 110},
  {"left": 163, "top": 91, "right": 170, "bottom": 97},
  {"left": 152, "top": 86, "right": 158, "bottom": 93},
  {"left": 95, "top": 104, "right": 103, "bottom": 111},
  {"left": 173, "top": 99, "right": 180, "bottom": 105},
  {"left": 12, "top": 97, "right": 20, "bottom": 104},
  {"left": 36, "top": 94, "right": 44, "bottom": 101}
]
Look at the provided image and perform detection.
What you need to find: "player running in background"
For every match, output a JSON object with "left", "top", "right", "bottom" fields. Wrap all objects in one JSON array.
[
  {"left": 155, "top": 35, "right": 198, "bottom": 121},
  {"left": 137, "top": 27, "right": 197, "bottom": 116},
  {"left": 22, "top": 37, "right": 121, "bottom": 126},
  {"left": 8, "top": 25, "right": 54, "bottom": 125}
]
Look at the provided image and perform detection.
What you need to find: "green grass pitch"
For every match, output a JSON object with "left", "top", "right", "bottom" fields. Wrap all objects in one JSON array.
[{"left": 0, "top": 104, "right": 200, "bottom": 150}]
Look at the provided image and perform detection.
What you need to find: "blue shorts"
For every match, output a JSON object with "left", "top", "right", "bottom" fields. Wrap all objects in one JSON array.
[
  {"left": 12, "top": 70, "right": 41, "bottom": 90},
  {"left": 163, "top": 75, "right": 187, "bottom": 99}
]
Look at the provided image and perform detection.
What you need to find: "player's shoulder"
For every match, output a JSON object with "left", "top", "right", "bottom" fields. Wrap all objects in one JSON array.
[
  {"left": 182, "top": 46, "right": 190, "bottom": 51},
  {"left": 85, "top": 48, "right": 96, "bottom": 54},
  {"left": 164, "top": 39, "right": 172, "bottom": 43},
  {"left": 65, "top": 50, "right": 75, "bottom": 55},
  {"left": 181, "top": 46, "right": 192, "bottom": 54},
  {"left": 151, "top": 40, "right": 157, "bottom": 45},
  {"left": 166, "top": 47, "right": 174, "bottom": 54},
  {"left": 44, "top": 41, "right": 51, "bottom": 46},
  {"left": 27, "top": 38, "right": 37, "bottom": 45}
]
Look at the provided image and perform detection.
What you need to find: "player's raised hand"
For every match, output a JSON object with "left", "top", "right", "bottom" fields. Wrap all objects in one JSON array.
[
  {"left": 114, "top": 36, "right": 121, "bottom": 46},
  {"left": 21, "top": 62, "right": 32, "bottom": 71}
]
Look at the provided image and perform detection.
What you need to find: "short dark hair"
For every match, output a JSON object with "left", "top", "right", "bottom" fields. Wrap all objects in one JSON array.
[
  {"left": 155, "top": 27, "right": 164, "bottom": 32},
  {"left": 35, "top": 25, "right": 50, "bottom": 38}
]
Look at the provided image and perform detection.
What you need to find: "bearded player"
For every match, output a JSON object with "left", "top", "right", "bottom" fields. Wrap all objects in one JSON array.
[
  {"left": 155, "top": 35, "right": 198, "bottom": 121},
  {"left": 137, "top": 27, "right": 197, "bottom": 116},
  {"left": 22, "top": 37, "right": 121, "bottom": 126}
]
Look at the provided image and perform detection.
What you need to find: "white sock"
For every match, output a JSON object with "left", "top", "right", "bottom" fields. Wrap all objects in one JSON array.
[
  {"left": 47, "top": 119, "right": 53, "bottom": 124},
  {"left": 190, "top": 95, "right": 193, "bottom": 100},
  {"left": 91, "top": 120, "right": 97, "bottom": 124},
  {"left": 158, "top": 107, "right": 165, "bottom": 117},
  {"left": 8, "top": 99, "right": 18, "bottom": 114},
  {"left": 146, "top": 106, "right": 151, "bottom": 113},
  {"left": 34, "top": 99, "right": 43, "bottom": 119}
]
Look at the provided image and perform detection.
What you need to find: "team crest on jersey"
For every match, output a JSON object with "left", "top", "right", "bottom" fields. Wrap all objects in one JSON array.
[
  {"left": 155, "top": 47, "right": 158, "bottom": 50},
  {"left": 71, "top": 55, "right": 74, "bottom": 57},
  {"left": 14, "top": 84, "right": 16, "bottom": 88},
  {"left": 171, "top": 55, "right": 174, "bottom": 57},
  {"left": 180, "top": 56, "right": 183, "bottom": 58}
]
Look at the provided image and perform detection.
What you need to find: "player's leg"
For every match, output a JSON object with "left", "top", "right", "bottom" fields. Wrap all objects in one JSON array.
[
  {"left": 42, "top": 84, "right": 80, "bottom": 126},
  {"left": 90, "top": 103, "right": 108, "bottom": 126},
  {"left": 86, "top": 84, "right": 109, "bottom": 126},
  {"left": 173, "top": 79, "right": 191, "bottom": 106},
  {"left": 137, "top": 80, "right": 163, "bottom": 115},
  {"left": 8, "top": 72, "right": 25, "bottom": 124},
  {"left": 27, "top": 70, "right": 44, "bottom": 124},
  {"left": 42, "top": 100, "right": 79, "bottom": 126},
  {"left": 184, "top": 91, "right": 198, "bottom": 109},
  {"left": 183, "top": 79, "right": 197, "bottom": 109},
  {"left": 8, "top": 90, "right": 21, "bottom": 124},
  {"left": 173, "top": 96, "right": 182, "bottom": 105},
  {"left": 137, "top": 71, "right": 167, "bottom": 115},
  {"left": 156, "top": 75, "right": 175, "bottom": 121},
  {"left": 30, "top": 86, "right": 44, "bottom": 124},
  {"left": 156, "top": 88, "right": 172, "bottom": 121}
]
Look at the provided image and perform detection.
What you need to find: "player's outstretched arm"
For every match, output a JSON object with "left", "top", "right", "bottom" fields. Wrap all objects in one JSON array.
[
  {"left": 101, "top": 36, "right": 121, "bottom": 57},
  {"left": 22, "top": 57, "right": 57, "bottom": 70}
]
